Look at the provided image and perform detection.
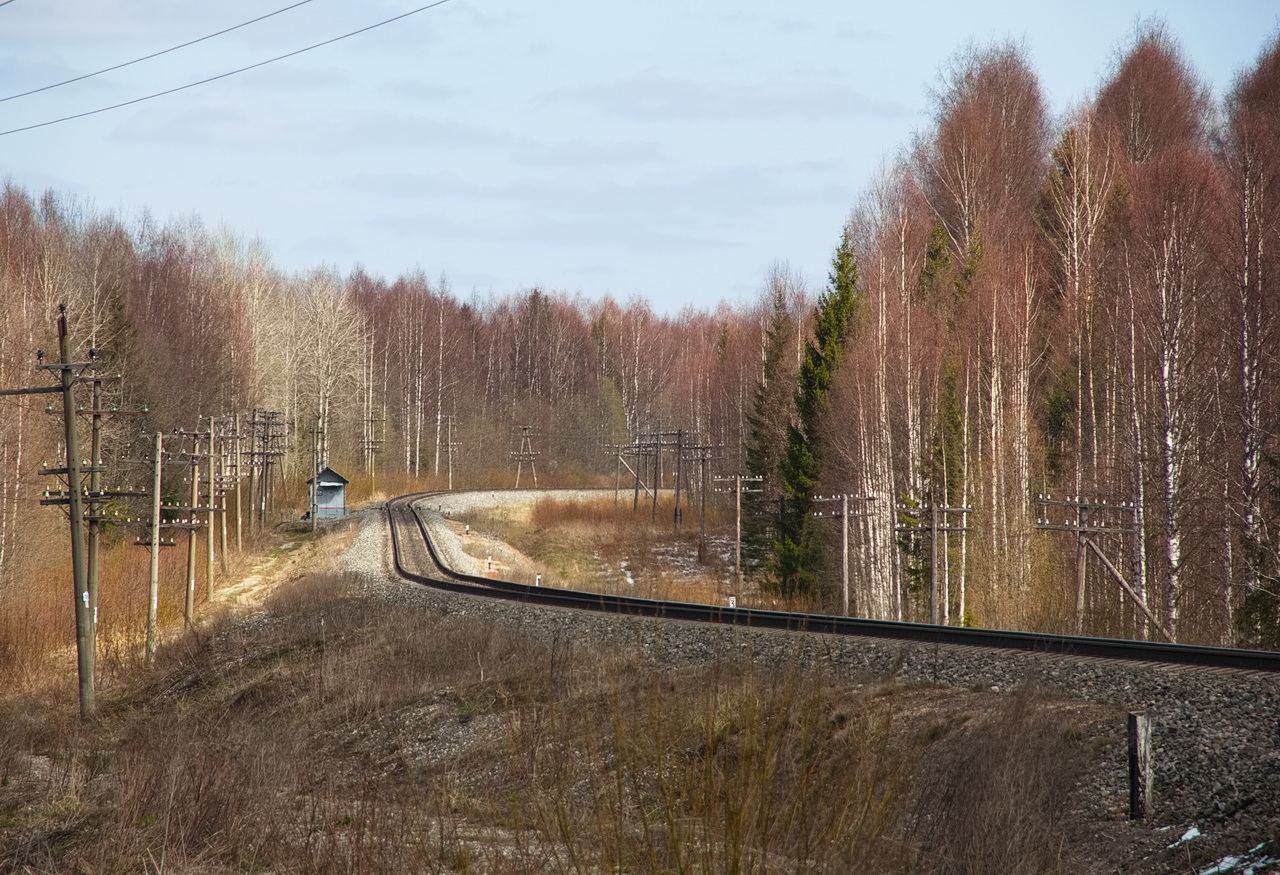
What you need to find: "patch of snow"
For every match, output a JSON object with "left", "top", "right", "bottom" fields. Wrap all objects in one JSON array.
[
  {"left": 1190, "top": 839, "right": 1278, "bottom": 875},
  {"left": 1170, "top": 824, "right": 1202, "bottom": 849},
  {"left": 621, "top": 561, "right": 635, "bottom": 587},
  {"left": 1197, "top": 848, "right": 1278, "bottom": 875}
]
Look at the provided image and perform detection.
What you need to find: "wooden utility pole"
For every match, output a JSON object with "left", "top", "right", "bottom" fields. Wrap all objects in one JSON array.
[
  {"left": 0, "top": 309, "right": 94, "bottom": 717},
  {"left": 443, "top": 414, "right": 458, "bottom": 490},
  {"left": 1034, "top": 494, "right": 1164, "bottom": 638},
  {"left": 673, "top": 430, "right": 684, "bottom": 527},
  {"left": 311, "top": 418, "right": 320, "bottom": 533},
  {"left": 814, "top": 493, "right": 878, "bottom": 616},
  {"left": 512, "top": 426, "right": 538, "bottom": 487},
  {"left": 713, "top": 474, "right": 763, "bottom": 604},
  {"left": 185, "top": 431, "right": 201, "bottom": 625},
  {"left": 12, "top": 308, "right": 98, "bottom": 717},
  {"left": 214, "top": 416, "right": 231, "bottom": 574},
  {"left": 895, "top": 500, "right": 972, "bottom": 625},
  {"left": 5, "top": 307, "right": 146, "bottom": 711},
  {"left": 232, "top": 413, "right": 243, "bottom": 551},
  {"left": 57, "top": 310, "right": 92, "bottom": 717},
  {"left": 362, "top": 412, "right": 384, "bottom": 495},
  {"left": 205, "top": 421, "right": 216, "bottom": 598},
  {"left": 697, "top": 444, "right": 714, "bottom": 563},
  {"left": 78, "top": 368, "right": 146, "bottom": 652},
  {"left": 146, "top": 432, "right": 163, "bottom": 662},
  {"left": 247, "top": 409, "right": 257, "bottom": 532},
  {"left": 85, "top": 373, "right": 103, "bottom": 657}
]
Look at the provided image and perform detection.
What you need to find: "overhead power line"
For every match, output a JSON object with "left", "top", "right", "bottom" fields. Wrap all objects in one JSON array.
[
  {"left": 0, "top": 0, "right": 455, "bottom": 138},
  {"left": 1, "top": 0, "right": 319, "bottom": 104},
  {"left": 0, "top": 1, "right": 17, "bottom": 8}
]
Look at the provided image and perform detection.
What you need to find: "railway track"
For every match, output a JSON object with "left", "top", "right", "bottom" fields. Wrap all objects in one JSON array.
[{"left": 386, "top": 490, "right": 1280, "bottom": 673}]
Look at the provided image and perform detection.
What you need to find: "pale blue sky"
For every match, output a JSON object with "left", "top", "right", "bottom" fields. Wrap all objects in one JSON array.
[{"left": 2, "top": 1, "right": 1276, "bottom": 313}]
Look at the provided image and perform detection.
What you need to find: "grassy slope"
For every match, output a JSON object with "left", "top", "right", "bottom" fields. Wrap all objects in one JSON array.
[{"left": 0, "top": 510, "right": 1160, "bottom": 874}]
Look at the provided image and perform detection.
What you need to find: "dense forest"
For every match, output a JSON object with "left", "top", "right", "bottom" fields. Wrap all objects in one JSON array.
[{"left": 2, "top": 24, "right": 1279, "bottom": 648}]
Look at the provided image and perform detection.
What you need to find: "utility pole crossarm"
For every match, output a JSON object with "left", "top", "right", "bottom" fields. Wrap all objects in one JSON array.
[{"left": 0, "top": 385, "right": 62, "bottom": 396}]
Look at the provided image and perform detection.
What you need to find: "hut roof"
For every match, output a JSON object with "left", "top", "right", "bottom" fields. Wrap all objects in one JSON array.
[{"left": 307, "top": 466, "right": 349, "bottom": 487}]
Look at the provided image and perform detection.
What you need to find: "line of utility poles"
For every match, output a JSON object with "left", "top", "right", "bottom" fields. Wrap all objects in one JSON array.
[
  {"left": 613, "top": 427, "right": 711, "bottom": 520},
  {"left": 0, "top": 308, "right": 293, "bottom": 718},
  {"left": 246, "top": 409, "right": 287, "bottom": 528},
  {"left": 132, "top": 413, "right": 276, "bottom": 660}
]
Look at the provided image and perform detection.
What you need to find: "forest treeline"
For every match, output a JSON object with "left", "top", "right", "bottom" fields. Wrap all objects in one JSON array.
[{"left": 2, "top": 24, "right": 1278, "bottom": 647}]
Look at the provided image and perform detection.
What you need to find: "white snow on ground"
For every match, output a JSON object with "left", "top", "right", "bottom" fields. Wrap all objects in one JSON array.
[
  {"left": 1160, "top": 825, "right": 1277, "bottom": 874},
  {"left": 1197, "top": 842, "right": 1278, "bottom": 875},
  {"left": 1171, "top": 825, "right": 1203, "bottom": 848}
]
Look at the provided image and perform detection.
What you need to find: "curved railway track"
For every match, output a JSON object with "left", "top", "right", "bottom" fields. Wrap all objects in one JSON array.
[{"left": 387, "top": 490, "right": 1280, "bottom": 673}]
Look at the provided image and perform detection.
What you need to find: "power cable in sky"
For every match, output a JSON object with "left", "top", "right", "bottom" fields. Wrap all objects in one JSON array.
[
  {"left": 0, "top": 0, "right": 454, "bottom": 137},
  {"left": 0, "top": 1, "right": 18, "bottom": 8},
  {"left": 1, "top": 0, "right": 319, "bottom": 104}
]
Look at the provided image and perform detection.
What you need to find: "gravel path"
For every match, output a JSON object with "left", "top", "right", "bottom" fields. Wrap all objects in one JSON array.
[{"left": 334, "top": 494, "right": 1280, "bottom": 874}]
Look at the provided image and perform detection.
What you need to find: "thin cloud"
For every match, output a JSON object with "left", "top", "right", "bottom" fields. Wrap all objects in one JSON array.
[
  {"left": 343, "top": 160, "right": 850, "bottom": 215},
  {"left": 835, "top": 24, "right": 890, "bottom": 42},
  {"left": 378, "top": 79, "right": 465, "bottom": 102},
  {"left": 512, "top": 138, "right": 667, "bottom": 168},
  {"left": 546, "top": 68, "right": 910, "bottom": 121},
  {"left": 117, "top": 102, "right": 517, "bottom": 152}
]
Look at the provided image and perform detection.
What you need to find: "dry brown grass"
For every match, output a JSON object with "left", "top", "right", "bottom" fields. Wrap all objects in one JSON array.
[
  {"left": 0, "top": 556, "right": 1101, "bottom": 874},
  {"left": 0, "top": 543, "right": 192, "bottom": 692},
  {"left": 0, "top": 509, "right": 340, "bottom": 699},
  {"left": 897, "top": 688, "right": 1088, "bottom": 874},
  {"left": 462, "top": 496, "right": 741, "bottom": 605}
]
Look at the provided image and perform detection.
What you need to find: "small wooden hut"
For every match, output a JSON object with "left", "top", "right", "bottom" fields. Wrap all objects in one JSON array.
[{"left": 307, "top": 466, "right": 349, "bottom": 519}]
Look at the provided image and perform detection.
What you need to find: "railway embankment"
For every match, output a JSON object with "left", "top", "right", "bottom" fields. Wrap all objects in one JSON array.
[{"left": 374, "top": 490, "right": 1280, "bottom": 873}]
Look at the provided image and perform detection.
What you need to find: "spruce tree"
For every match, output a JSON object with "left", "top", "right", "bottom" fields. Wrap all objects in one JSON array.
[
  {"left": 743, "top": 282, "right": 794, "bottom": 574},
  {"left": 769, "top": 229, "right": 861, "bottom": 599}
]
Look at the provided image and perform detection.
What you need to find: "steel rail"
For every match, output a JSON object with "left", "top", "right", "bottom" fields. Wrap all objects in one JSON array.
[{"left": 386, "top": 491, "right": 1280, "bottom": 673}]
